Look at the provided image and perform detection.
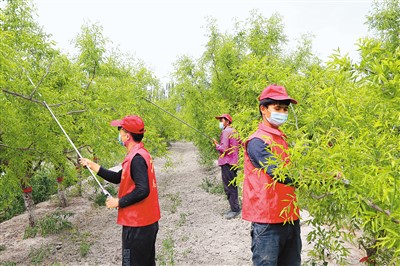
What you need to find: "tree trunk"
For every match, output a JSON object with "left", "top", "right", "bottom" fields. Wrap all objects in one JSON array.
[
  {"left": 57, "top": 177, "right": 68, "bottom": 208},
  {"left": 22, "top": 190, "right": 36, "bottom": 227},
  {"left": 75, "top": 165, "right": 83, "bottom": 196},
  {"left": 56, "top": 164, "right": 69, "bottom": 207},
  {"left": 76, "top": 157, "right": 83, "bottom": 196},
  {"left": 58, "top": 187, "right": 68, "bottom": 207}
]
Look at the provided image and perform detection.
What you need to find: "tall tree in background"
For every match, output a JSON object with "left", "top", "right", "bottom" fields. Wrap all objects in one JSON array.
[{"left": 367, "top": 0, "right": 400, "bottom": 53}]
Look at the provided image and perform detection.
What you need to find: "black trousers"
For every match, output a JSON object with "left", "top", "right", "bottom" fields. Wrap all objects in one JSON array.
[
  {"left": 221, "top": 164, "right": 240, "bottom": 212},
  {"left": 122, "top": 221, "right": 159, "bottom": 266}
]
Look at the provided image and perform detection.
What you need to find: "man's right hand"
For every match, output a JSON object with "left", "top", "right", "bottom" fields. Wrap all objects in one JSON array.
[{"left": 79, "top": 158, "right": 100, "bottom": 173}]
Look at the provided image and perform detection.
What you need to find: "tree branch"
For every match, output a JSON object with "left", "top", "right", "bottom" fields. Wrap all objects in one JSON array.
[
  {"left": 66, "top": 109, "right": 86, "bottom": 115},
  {"left": 3, "top": 89, "right": 88, "bottom": 115},
  {"left": 2, "top": 88, "right": 45, "bottom": 106},
  {"left": 364, "top": 198, "right": 399, "bottom": 224},
  {"left": 290, "top": 104, "right": 299, "bottom": 130},
  {"left": 85, "top": 60, "right": 98, "bottom": 90},
  {"left": 310, "top": 192, "right": 333, "bottom": 199},
  {"left": 64, "top": 145, "right": 91, "bottom": 155},
  {"left": 25, "top": 60, "right": 53, "bottom": 99},
  {"left": 310, "top": 191, "right": 400, "bottom": 224},
  {"left": 0, "top": 143, "right": 37, "bottom": 152}
]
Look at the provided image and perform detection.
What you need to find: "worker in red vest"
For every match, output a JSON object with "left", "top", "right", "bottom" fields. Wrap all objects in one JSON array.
[
  {"left": 213, "top": 113, "right": 241, "bottom": 219},
  {"left": 242, "top": 85, "right": 301, "bottom": 266},
  {"left": 80, "top": 115, "right": 160, "bottom": 266}
]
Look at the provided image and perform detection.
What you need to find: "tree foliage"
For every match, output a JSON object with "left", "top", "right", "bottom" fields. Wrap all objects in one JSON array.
[
  {"left": 0, "top": 0, "right": 399, "bottom": 264},
  {"left": 166, "top": 2, "right": 399, "bottom": 264},
  {"left": 0, "top": 0, "right": 168, "bottom": 224}
]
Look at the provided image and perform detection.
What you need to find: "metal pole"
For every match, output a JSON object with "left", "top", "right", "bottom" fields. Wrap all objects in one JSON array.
[
  {"left": 42, "top": 100, "right": 111, "bottom": 198},
  {"left": 24, "top": 65, "right": 111, "bottom": 198},
  {"left": 142, "top": 97, "right": 214, "bottom": 141}
]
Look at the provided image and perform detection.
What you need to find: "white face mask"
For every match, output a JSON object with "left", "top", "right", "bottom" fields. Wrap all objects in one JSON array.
[
  {"left": 219, "top": 122, "right": 225, "bottom": 130},
  {"left": 266, "top": 110, "right": 288, "bottom": 127},
  {"left": 118, "top": 133, "right": 125, "bottom": 146},
  {"left": 118, "top": 132, "right": 132, "bottom": 146}
]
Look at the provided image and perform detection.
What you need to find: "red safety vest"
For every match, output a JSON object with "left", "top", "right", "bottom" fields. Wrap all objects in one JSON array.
[
  {"left": 117, "top": 142, "right": 160, "bottom": 227},
  {"left": 242, "top": 123, "right": 299, "bottom": 224}
]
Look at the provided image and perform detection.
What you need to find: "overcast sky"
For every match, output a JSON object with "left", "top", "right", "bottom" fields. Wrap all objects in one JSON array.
[{"left": 32, "top": 0, "right": 374, "bottom": 84}]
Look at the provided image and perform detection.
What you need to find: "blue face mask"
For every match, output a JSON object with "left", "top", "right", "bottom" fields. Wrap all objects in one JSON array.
[
  {"left": 219, "top": 122, "right": 225, "bottom": 130},
  {"left": 267, "top": 111, "right": 288, "bottom": 127},
  {"left": 118, "top": 133, "right": 124, "bottom": 146}
]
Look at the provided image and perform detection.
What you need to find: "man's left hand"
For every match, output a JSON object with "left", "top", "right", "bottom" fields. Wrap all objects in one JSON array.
[{"left": 106, "top": 197, "right": 119, "bottom": 209}]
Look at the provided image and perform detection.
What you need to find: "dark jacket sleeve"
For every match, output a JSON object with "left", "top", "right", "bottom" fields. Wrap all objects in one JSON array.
[
  {"left": 118, "top": 154, "right": 150, "bottom": 208},
  {"left": 247, "top": 137, "right": 293, "bottom": 185},
  {"left": 97, "top": 167, "right": 122, "bottom": 184}
]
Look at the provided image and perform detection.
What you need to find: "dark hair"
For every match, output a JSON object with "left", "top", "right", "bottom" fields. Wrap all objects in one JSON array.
[
  {"left": 131, "top": 133, "right": 144, "bottom": 142},
  {"left": 259, "top": 98, "right": 291, "bottom": 116},
  {"left": 118, "top": 127, "right": 144, "bottom": 142},
  {"left": 222, "top": 118, "right": 232, "bottom": 125}
]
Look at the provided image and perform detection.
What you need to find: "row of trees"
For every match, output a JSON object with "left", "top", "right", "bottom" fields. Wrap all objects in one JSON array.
[
  {"left": 160, "top": 1, "right": 399, "bottom": 264},
  {"left": 1, "top": 0, "right": 399, "bottom": 264},
  {"left": 0, "top": 0, "right": 170, "bottom": 225}
]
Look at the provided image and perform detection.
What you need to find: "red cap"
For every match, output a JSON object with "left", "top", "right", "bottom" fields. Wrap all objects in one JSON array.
[
  {"left": 110, "top": 115, "right": 146, "bottom": 134},
  {"left": 258, "top": 84, "right": 298, "bottom": 104},
  {"left": 215, "top": 114, "right": 232, "bottom": 123}
]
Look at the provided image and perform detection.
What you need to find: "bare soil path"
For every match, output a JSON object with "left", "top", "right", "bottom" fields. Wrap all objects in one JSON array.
[{"left": 0, "top": 142, "right": 365, "bottom": 266}]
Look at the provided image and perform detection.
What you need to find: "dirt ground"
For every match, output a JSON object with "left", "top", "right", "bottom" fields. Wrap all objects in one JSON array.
[{"left": 0, "top": 142, "right": 366, "bottom": 266}]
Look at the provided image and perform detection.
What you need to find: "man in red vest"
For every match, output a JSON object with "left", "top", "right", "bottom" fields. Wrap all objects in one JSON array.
[
  {"left": 80, "top": 115, "right": 160, "bottom": 266},
  {"left": 242, "top": 85, "right": 301, "bottom": 265}
]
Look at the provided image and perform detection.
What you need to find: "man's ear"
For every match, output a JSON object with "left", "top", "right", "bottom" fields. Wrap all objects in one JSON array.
[
  {"left": 260, "top": 104, "right": 267, "bottom": 113},
  {"left": 260, "top": 105, "right": 271, "bottom": 118}
]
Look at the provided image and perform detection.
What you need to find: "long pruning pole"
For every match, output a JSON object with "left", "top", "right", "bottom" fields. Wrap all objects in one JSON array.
[
  {"left": 142, "top": 97, "right": 214, "bottom": 141},
  {"left": 24, "top": 66, "right": 111, "bottom": 197},
  {"left": 40, "top": 99, "right": 111, "bottom": 198}
]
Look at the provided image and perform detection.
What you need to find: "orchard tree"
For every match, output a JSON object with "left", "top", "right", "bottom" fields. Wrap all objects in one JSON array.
[
  {"left": 1, "top": 0, "right": 168, "bottom": 226},
  {"left": 366, "top": 0, "right": 400, "bottom": 53},
  {"left": 1, "top": 0, "right": 59, "bottom": 226},
  {"left": 167, "top": 2, "right": 399, "bottom": 264},
  {"left": 168, "top": 10, "right": 316, "bottom": 165},
  {"left": 246, "top": 10, "right": 287, "bottom": 58}
]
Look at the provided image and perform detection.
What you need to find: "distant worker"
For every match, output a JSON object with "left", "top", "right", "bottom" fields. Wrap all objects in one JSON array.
[
  {"left": 242, "top": 84, "right": 301, "bottom": 266},
  {"left": 213, "top": 114, "right": 241, "bottom": 219},
  {"left": 80, "top": 115, "right": 160, "bottom": 266}
]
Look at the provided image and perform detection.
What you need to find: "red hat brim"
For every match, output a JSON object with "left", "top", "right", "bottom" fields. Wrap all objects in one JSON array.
[
  {"left": 271, "top": 96, "right": 298, "bottom": 104},
  {"left": 260, "top": 95, "right": 298, "bottom": 104},
  {"left": 215, "top": 114, "right": 232, "bottom": 123},
  {"left": 110, "top": 120, "right": 123, "bottom": 127}
]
